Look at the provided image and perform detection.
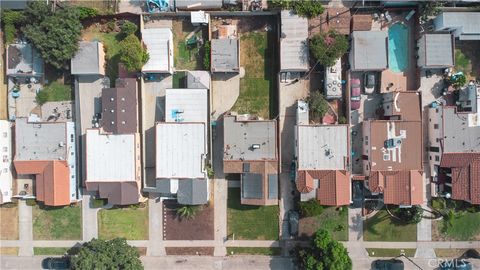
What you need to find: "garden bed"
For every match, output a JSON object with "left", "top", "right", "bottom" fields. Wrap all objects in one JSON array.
[{"left": 163, "top": 200, "right": 214, "bottom": 240}]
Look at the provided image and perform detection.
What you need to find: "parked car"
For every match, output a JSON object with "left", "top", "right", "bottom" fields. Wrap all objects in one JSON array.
[
  {"left": 372, "top": 259, "right": 404, "bottom": 270},
  {"left": 440, "top": 260, "right": 472, "bottom": 270},
  {"left": 351, "top": 78, "right": 361, "bottom": 110},
  {"left": 288, "top": 210, "right": 299, "bottom": 236},
  {"left": 364, "top": 72, "right": 376, "bottom": 94},
  {"left": 290, "top": 160, "right": 296, "bottom": 183},
  {"left": 42, "top": 257, "right": 70, "bottom": 270}
]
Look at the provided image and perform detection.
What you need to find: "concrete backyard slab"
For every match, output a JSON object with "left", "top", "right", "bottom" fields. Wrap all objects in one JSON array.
[{"left": 211, "top": 73, "right": 240, "bottom": 120}]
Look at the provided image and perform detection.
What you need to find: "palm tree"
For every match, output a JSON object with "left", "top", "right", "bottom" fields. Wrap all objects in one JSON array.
[{"left": 176, "top": 205, "right": 200, "bottom": 220}]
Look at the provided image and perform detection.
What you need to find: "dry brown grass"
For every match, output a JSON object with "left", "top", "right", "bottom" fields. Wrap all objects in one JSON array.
[
  {"left": 0, "top": 247, "right": 18, "bottom": 255},
  {"left": 0, "top": 206, "right": 19, "bottom": 240}
]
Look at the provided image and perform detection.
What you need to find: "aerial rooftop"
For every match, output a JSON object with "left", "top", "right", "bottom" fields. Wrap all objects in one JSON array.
[
  {"left": 350, "top": 31, "right": 388, "bottom": 71},
  {"left": 101, "top": 78, "right": 138, "bottom": 134},
  {"left": 211, "top": 38, "right": 239, "bottom": 73},
  {"left": 442, "top": 106, "right": 480, "bottom": 153},
  {"left": 142, "top": 27, "right": 174, "bottom": 74},
  {"left": 280, "top": 10, "right": 309, "bottom": 71},
  {"left": 71, "top": 41, "right": 105, "bottom": 75},
  {"left": 6, "top": 43, "right": 43, "bottom": 76},
  {"left": 165, "top": 88, "right": 208, "bottom": 123}
]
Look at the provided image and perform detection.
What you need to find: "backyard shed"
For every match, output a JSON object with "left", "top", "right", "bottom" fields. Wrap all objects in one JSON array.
[
  {"left": 349, "top": 31, "right": 388, "bottom": 71},
  {"left": 71, "top": 41, "right": 105, "bottom": 75},
  {"left": 417, "top": 33, "right": 454, "bottom": 69},
  {"left": 280, "top": 10, "right": 309, "bottom": 72},
  {"left": 211, "top": 39, "right": 239, "bottom": 73}
]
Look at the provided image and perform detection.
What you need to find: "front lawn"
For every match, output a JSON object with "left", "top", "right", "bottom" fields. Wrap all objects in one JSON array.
[
  {"left": 298, "top": 206, "right": 348, "bottom": 241},
  {"left": 227, "top": 247, "right": 282, "bottom": 256},
  {"left": 0, "top": 204, "right": 18, "bottom": 240},
  {"left": 33, "top": 204, "right": 82, "bottom": 240},
  {"left": 431, "top": 198, "right": 480, "bottom": 241},
  {"left": 364, "top": 210, "right": 417, "bottom": 242},
  {"left": 34, "top": 247, "right": 70, "bottom": 256},
  {"left": 98, "top": 205, "right": 149, "bottom": 240},
  {"left": 366, "top": 248, "right": 416, "bottom": 257},
  {"left": 227, "top": 188, "right": 279, "bottom": 240},
  {"left": 231, "top": 31, "right": 274, "bottom": 119}
]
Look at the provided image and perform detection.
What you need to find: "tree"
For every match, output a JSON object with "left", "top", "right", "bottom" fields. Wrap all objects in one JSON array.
[
  {"left": 310, "top": 30, "right": 349, "bottom": 67},
  {"left": 291, "top": 229, "right": 352, "bottom": 270},
  {"left": 1, "top": 10, "right": 26, "bottom": 44},
  {"left": 299, "top": 199, "right": 325, "bottom": 217},
  {"left": 306, "top": 91, "right": 329, "bottom": 121},
  {"left": 76, "top": 6, "right": 99, "bottom": 20},
  {"left": 176, "top": 205, "right": 200, "bottom": 220},
  {"left": 394, "top": 206, "right": 424, "bottom": 224},
  {"left": 120, "top": 21, "right": 138, "bottom": 36},
  {"left": 22, "top": 2, "right": 82, "bottom": 69},
  {"left": 118, "top": 34, "right": 149, "bottom": 72},
  {"left": 71, "top": 238, "right": 143, "bottom": 270}
]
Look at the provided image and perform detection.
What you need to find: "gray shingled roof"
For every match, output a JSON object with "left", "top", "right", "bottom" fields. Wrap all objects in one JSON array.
[
  {"left": 424, "top": 34, "right": 454, "bottom": 67},
  {"left": 211, "top": 39, "right": 239, "bottom": 72},
  {"left": 71, "top": 41, "right": 102, "bottom": 75},
  {"left": 351, "top": 31, "right": 388, "bottom": 70}
]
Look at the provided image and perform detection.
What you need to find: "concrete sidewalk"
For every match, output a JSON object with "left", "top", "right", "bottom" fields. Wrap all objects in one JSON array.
[{"left": 17, "top": 200, "right": 33, "bottom": 256}]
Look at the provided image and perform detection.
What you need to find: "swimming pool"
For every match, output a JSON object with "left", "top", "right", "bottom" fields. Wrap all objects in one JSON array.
[{"left": 388, "top": 23, "right": 409, "bottom": 73}]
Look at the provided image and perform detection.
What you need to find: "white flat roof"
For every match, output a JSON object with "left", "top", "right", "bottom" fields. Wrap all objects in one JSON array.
[
  {"left": 280, "top": 10, "right": 309, "bottom": 71},
  {"left": 86, "top": 129, "right": 136, "bottom": 181},
  {"left": 142, "top": 28, "right": 173, "bottom": 73},
  {"left": 0, "top": 121, "right": 13, "bottom": 204},
  {"left": 297, "top": 125, "right": 348, "bottom": 170},
  {"left": 165, "top": 88, "right": 208, "bottom": 123},
  {"left": 156, "top": 123, "right": 206, "bottom": 179},
  {"left": 325, "top": 58, "right": 342, "bottom": 98}
]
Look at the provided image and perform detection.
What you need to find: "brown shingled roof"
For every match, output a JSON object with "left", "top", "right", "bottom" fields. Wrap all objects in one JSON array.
[
  {"left": 440, "top": 153, "right": 480, "bottom": 205},
  {"left": 297, "top": 170, "right": 350, "bottom": 206},
  {"left": 369, "top": 170, "right": 423, "bottom": 206},
  {"left": 101, "top": 78, "right": 138, "bottom": 134},
  {"left": 14, "top": 160, "right": 71, "bottom": 206}
]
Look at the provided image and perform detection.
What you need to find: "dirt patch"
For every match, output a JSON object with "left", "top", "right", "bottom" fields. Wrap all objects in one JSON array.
[
  {"left": 165, "top": 247, "right": 214, "bottom": 256},
  {"left": 0, "top": 205, "right": 19, "bottom": 240},
  {"left": 456, "top": 40, "right": 480, "bottom": 81},
  {"left": 163, "top": 200, "right": 214, "bottom": 240}
]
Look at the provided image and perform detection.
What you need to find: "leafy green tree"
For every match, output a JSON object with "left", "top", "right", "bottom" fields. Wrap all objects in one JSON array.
[
  {"left": 22, "top": 2, "right": 82, "bottom": 69},
  {"left": 306, "top": 91, "right": 329, "bottom": 120},
  {"left": 310, "top": 30, "right": 349, "bottom": 67},
  {"left": 119, "top": 34, "right": 149, "bottom": 72},
  {"left": 394, "top": 206, "right": 424, "bottom": 224},
  {"left": 270, "top": 0, "right": 324, "bottom": 18},
  {"left": 76, "top": 6, "right": 99, "bottom": 20},
  {"left": 71, "top": 238, "right": 142, "bottom": 270},
  {"left": 176, "top": 205, "right": 200, "bottom": 220},
  {"left": 291, "top": 229, "right": 352, "bottom": 270},
  {"left": 299, "top": 199, "right": 325, "bottom": 217},
  {"left": 1, "top": 10, "right": 26, "bottom": 44},
  {"left": 120, "top": 21, "right": 138, "bottom": 36}
]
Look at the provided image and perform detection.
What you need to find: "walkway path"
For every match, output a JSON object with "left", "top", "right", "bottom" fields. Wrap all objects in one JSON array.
[
  {"left": 147, "top": 195, "right": 165, "bottom": 256},
  {"left": 81, "top": 193, "right": 99, "bottom": 242},
  {"left": 17, "top": 200, "right": 33, "bottom": 256},
  {"left": 347, "top": 207, "right": 368, "bottom": 258}
]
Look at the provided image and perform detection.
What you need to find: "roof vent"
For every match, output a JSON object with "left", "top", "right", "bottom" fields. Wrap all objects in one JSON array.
[
  {"left": 252, "top": 144, "right": 260, "bottom": 149},
  {"left": 110, "top": 97, "right": 114, "bottom": 101},
  {"left": 121, "top": 97, "right": 125, "bottom": 101},
  {"left": 110, "top": 109, "right": 114, "bottom": 113},
  {"left": 122, "top": 121, "right": 126, "bottom": 125},
  {"left": 59, "top": 141, "right": 64, "bottom": 147},
  {"left": 111, "top": 121, "right": 115, "bottom": 125},
  {"left": 122, "top": 109, "right": 125, "bottom": 113}
]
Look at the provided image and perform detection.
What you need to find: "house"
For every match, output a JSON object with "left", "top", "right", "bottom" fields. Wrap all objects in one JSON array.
[
  {"left": 175, "top": 0, "right": 223, "bottom": 10},
  {"left": 324, "top": 58, "right": 342, "bottom": 100},
  {"left": 0, "top": 121, "right": 13, "bottom": 204},
  {"left": 6, "top": 43, "right": 43, "bottom": 78},
  {"left": 211, "top": 39, "right": 239, "bottom": 73},
  {"left": 13, "top": 118, "right": 77, "bottom": 206},
  {"left": 223, "top": 115, "right": 278, "bottom": 205},
  {"left": 142, "top": 28, "right": 174, "bottom": 74},
  {"left": 71, "top": 41, "right": 106, "bottom": 76},
  {"left": 362, "top": 120, "right": 423, "bottom": 206},
  {"left": 153, "top": 88, "right": 209, "bottom": 205},
  {"left": 85, "top": 129, "right": 142, "bottom": 205},
  {"left": 101, "top": 78, "right": 138, "bottom": 134},
  {"left": 295, "top": 101, "right": 350, "bottom": 206},
  {"left": 280, "top": 10, "right": 309, "bottom": 72},
  {"left": 417, "top": 33, "right": 454, "bottom": 69},
  {"left": 382, "top": 91, "right": 422, "bottom": 121},
  {"left": 434, "top": 12, "right": 480, "bottom": 40},
  {"left": 349, "top": 31, "right": 388, "bottom": 71}
]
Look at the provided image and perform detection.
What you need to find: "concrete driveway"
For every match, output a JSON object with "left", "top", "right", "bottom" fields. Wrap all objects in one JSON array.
[{"left": 211, "top": 73, "right": 240, "bottom": 120}]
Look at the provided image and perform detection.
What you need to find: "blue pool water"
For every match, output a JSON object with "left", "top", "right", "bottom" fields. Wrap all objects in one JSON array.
[{"left": 388, "top": 23, "right": 409, "bottom": 73}]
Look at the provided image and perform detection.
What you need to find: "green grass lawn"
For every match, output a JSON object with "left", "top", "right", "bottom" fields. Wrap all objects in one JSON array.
[
  {"left": 32, "top": 205, "right": 82, "bottom": 240},
  {"left": 227, "top": 188, "right": 279, "bottom": 240},
  {"left": 34, "top": 247, "right": 69, "bottom": 256},
  {"left": 172, "top": 71, "right": 187, "bottom": 88},
  {"left": 364, "top": 210, "right": 417, "bottom": 242},
  {"left": 299, "top": 206, "right": 348, "bottom": 241},
  {"left": 226, "top": 247, "right": 282, "bottom": 256},
  {"left": 366, "top": 248, "right": 416, "bottom": 257},
  {"left": 172, "top": 20, "right": 206, "bottom": 70},
  {"left": 40, "top": 81, "right": 72, "bottom": 102},
  {"left": 98, "top": 206, "right": 148, "bottom": 240},
  {"left": 455, "top": 49, "right": 472, "bottom": 77},
  {"left": 437, "top": 211, "right": 480, "bottom": 241},
  {"left": 231, "top": 31, "right": 274, "bottom": 119}
]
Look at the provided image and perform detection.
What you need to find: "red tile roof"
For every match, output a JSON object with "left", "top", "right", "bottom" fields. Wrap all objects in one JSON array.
[
  {"left": 440, "top": 153, "right": 480, "bottom": 205},
  {"left": 297, "top": 170, "right": 350, "bottom": 206},
  {"left": 369, "top": 170, "right": 423, "bottom": 206},
  {"left": 14, "top": 160, "right": 71, "bottom": 206}
]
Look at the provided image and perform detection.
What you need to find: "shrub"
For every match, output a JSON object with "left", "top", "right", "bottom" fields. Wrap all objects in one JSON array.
[
  {"left": 91, "top": 198, "right": 106, "bottom": 208},
  {"left": 120, "top": 21, "right": 138, "bottom": 36},
  {"left": 3, "top": 24, "right": 16, "bottom": 44},
  {"left": 299, "top": 199, "right": 325, "bottom": 217},
  {"left": 306, "top": 91, "right": 329, "bottom": 121},
  {"left": 206, "top": 163, "right": 214, "bottom": 179},
  {"left": 26, "top": 199, "right": 37, "bottom": 206},
  {"left": 1, "top": 10, "right": 26, "bottom": 44},
  {"left": 119, "top": 34, "right": 149, "bottom": 72},
  {"left": 36, "top": 90, "right": 49, "bottom": 105},
  {"left": 310, "top": 30, "right": 349, "bottom": 67},
  {"left": 338, "top": 116, "right": 347, "bottom": 124},
  {"left": 394, "top": 206, "right": 424, "bottom": 224},
  {"left": 203, "top": 41, "right": 211, "bottom": 70},
  {"left": 76, "top": 6, "right": 99, "bottom": 20},
  {"left": 106, "top": 21, "right": 116, "bottom": 32},
  {"left": 270, "top": 0, "right": 324, "bottom": 18},
  {"left": 176, "top": 205, "right": 200, "bottom": 220}
]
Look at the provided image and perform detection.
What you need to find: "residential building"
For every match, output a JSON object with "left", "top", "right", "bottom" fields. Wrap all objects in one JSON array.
[
  {"left": 417, "top": 33, "right": 454, "bottom": 69},
  {"left": 71, "top": 41, "right": 106, "bottom": 76},
  {"left": 434, "top": 12, "right": 480, "bottom": 40},
  {"left": 85, "top": 129, "right": 142, "bottom": 205},
  {"left": 100, "top": 78, "right": 138, "bottom": 134},
  {"left": 6, "top": 43, "right": 43, "bottom": 78},
  {"left": 382, "top": 91, "right": 422, "bottom": 121},
  {"left": 153, "top": 88, "right": 209, "bottom": 205},
  {"left": 280, "top": 10, "right": 309, "bottom": 72},
  {"left": 0, "top": 121, "right": 13, "bottom": 204},
  {"left": 349, "top": 31, "right": 388, "bottom": 71},
  {"left": 211, "top": 38, "right": 239, "bottom": 73},
  {"left": 295, "top": 101, "right": 350, "bottom": 206},
  {"left": 324, "top": 58, "right": 342, "bottom": 100},
  {"left": 223, "top": 115, "right": 278, "bottom": 206},
  {"left": 142, "top": 28, "right": 174, "bottom": 74},
  {"left": 13, "top": 118, "right": 77, "bottom": 206}
]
